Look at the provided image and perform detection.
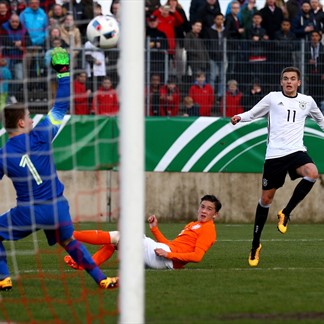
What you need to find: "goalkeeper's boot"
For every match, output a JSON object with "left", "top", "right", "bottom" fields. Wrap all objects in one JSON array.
[
  {"left": 248, "top": 243, "right": 262, "bottom": 267},
  {"left": 99, "top": 277, "right": 119, "bottom": 289},
  {"left": 0, "top": 277, "right": 12, "bottom": 291},
  {"left": 277, "top": 210, "right": 289, "bottom": 234},
  {"left": 64, "top": 255, "right": 84, "bottom": 270}
]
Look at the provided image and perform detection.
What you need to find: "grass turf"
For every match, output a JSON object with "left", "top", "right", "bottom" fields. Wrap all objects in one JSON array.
[{"left": 1, "top": 222, "right": 324, "bottom": 323}]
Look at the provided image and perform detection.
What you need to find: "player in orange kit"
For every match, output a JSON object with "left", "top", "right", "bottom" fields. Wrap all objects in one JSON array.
[{"left": 64, "top": 194, "right": 221, "bottom": 270}]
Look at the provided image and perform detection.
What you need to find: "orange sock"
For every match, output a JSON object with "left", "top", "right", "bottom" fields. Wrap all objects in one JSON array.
[
  {"left": 92, "top": 244, "right": 116, "bottom": 266},
  {"left": 73, "top": 230, "right": 111, "bottom": 245}
]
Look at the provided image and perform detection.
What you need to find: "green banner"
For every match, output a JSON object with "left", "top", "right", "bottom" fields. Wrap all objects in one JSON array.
[
  {"left": 146, "top": 117, "right": 324, "bottom": 173},
  {"left": 1, "top": 116, "right": 323, "bottom": 172},
  {"left": 52, "top": 116, "right": 119, "bottom": 170},
  {"left": 0, "top": 115, "right": 119, "bottom": 171}
]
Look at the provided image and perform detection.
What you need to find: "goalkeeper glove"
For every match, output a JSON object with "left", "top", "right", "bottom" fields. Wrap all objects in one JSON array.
[{"left": 51, "top": 47, "right": 70, "bottom": 78}]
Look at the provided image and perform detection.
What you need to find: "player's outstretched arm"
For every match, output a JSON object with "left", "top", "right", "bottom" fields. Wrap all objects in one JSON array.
[
  {"left": 231, "top": 115, "right": 241, "bottom": 125},
  {"left": 48, "top": 47, "right": 70, "bottom": 126}
]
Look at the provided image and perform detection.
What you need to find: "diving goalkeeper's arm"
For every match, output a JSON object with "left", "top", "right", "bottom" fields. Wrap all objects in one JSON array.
[{"left": 47, "top": 47, "right": 71, "bottom": 138}]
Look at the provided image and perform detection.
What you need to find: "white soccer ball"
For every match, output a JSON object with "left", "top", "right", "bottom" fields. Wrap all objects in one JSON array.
[{"left": 86, "top": 15, "right": 120, "bottom": 49}]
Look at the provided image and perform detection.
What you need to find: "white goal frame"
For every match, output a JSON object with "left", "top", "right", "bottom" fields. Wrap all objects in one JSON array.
[{"left": 118, "top": 1, "right": 145, "bottom": 323}]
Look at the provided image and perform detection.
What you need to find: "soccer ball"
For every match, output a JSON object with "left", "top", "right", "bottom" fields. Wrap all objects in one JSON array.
[{"left": 86, "top": 15, "right": 120, "bottom": 49}]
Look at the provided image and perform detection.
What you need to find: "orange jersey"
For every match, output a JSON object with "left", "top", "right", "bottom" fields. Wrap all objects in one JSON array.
[{"left": 150, "top": 220, "right": 216, "bottom": 269}]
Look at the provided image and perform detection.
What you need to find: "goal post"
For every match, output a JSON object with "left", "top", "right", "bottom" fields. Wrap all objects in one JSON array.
[{"left": 119, "top": 1, "right": 145, "bottom": 323}]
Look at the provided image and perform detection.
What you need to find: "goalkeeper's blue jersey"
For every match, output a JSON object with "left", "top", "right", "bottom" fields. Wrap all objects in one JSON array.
[{"left": 0, "top": 77, "right": 70, "bottom": 203}]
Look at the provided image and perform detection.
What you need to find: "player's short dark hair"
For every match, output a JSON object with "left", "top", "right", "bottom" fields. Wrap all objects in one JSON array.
[
  {"left": 200, "top": 195, "right": 222, "bottom": 212},
  {"left": 280, "top": 66, "right": 301, "bottom": 80},
  {"left": 2, "top": 103, "right": 27, "bottom": 133}
]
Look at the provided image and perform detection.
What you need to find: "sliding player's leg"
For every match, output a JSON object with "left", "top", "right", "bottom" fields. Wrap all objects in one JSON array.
[
  {"left": 45, "top": 198, "right": 118, "bottom": 289},
  {"left": 64, "top": 243, "right": 116, "bottom": 270},
  {"left": 73, "top": 230, "right": 120, "bottom": 246}
]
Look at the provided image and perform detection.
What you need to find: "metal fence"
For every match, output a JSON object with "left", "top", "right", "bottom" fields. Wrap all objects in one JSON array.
[{"left": 1, "top": 37, "right": 323, "bottom": 116}]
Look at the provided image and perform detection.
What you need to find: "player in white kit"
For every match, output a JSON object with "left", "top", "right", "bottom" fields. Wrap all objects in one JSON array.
[{"left": 231, "top": 66, "right": 324, "bottom": 267}]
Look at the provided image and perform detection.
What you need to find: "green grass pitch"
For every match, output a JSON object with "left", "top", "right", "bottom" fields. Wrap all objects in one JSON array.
[{"left": 1, "top": 222, "right": 324, "bottom": 323}]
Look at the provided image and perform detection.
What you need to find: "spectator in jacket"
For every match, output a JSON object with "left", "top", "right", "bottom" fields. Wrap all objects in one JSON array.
[
  {"left": 274, "top": 19, "right": 298, "bottom": 74},
  {"left": 0, "top": 13, "right": 31, "bottom": 101},
  {"left": 146, "top": 14, "right": 168, "bottom": 83},
  {"left": 19, "top": 0, "right": 47, "bottom": 47},
  {"left": 0, "top": 0, "right": 10, "bottom": 28},
  {"left": 286, "top": 0, "right": 301, "bottom": 22},
  {"left": 246, "top": 12, "right": 269, "bottom": 81},
  {"left": 240, "top": 0, "right": 259, "bottom": 38},
  {"left": 166, "top": 0, "right": 191, "bottom": 81},
  {"left": 73, "top": 71, "right": 91, "bottom": 115},
  {"left": 259, "top": 0, "right": 284, "bottom": 40},
  {"left": 146, "top": 73, "right": 162, "bottom": 116},
  {"left": 292, "top": 0, "right": 317, "bottom": 40},
  {"left": 92, "top": 77, "right": 119, "bottom": 116},
  {"left": 259, "top": 0, "right": 284, "bottom": 86},
  {"left": 9, "top": 0, "right": 26, "bottom": 15},
  {"left": 159, "top": 75, "right": 181, "bottom": 116},
  {"left": 182, "top": 96, "right": 200, "bottom": 116},
  {"left": 202, "top": 13, "right": 226, "bottom": 100},
  {"left": 19, "top": 0, "right": 48, "bottom": 87},
  {"left": 196, "top": 0, "right": 221, "bottom": 34},
  {"left": 310, "top": 0, "right": 324, "bottom": 32},
  {"left": 0, "top": 56, "right": 12, "bottom": 110},
  {"left": 63, "top": 0, "right": 94, "bottom": 42},
  {"left": 189, "top": 0, "right": 205, "bottom": 23},
  {"left": 48, "top": 3, "right": 67, "bottom": 27},
  {"left": 184, "top": 20, "right": 210, "bottom": 79},
  {"left": 305, "top": 30, "right": 324, "bottom": 105},
  {"left": 225, "top": 1, "right": 245, "bottom": 76},
  {"left": 59, "top": 14, "right": 82, "bottom": 67},
  {"left": 220, "top": 79, "right": 244, "bottom": 117},
  {"left": 84, "top": 39, "right": 107, "bottom": 93},
  {"left": 152, "top": 4, "right": 184, "bottom": 58},
  {"left": 189, "top": 71, "right": 214, "bottom": 116},
  {"left": 242, "top": 79, "right": 266, "bottom": 110}
]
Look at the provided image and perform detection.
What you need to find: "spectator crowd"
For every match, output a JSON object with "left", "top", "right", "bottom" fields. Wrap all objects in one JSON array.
[
  {"left": 0, "top": 0, "right": 120, "bottom": 115},
  {"left": 1, "top": 0, "right": 324, "bottom": 116}
]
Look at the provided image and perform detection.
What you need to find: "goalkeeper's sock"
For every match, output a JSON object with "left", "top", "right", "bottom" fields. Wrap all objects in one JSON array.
[
  {"left": 252, "top": 201, "right": 270, "bottom": 249},
  {"left": 74, "top": 230, "right": 112, "bottom": 245},
  {"left": 65, "top": 240, "right": 105, "bottom": 284},
  {"left": 283, "top": 177, "right": 315, "bottom": 216},
  {"left": 92, "top": 244, "right": 116, "bottom": 266},
  {"left": 0, "top": 242, "right": 10, "bottom": 279}
]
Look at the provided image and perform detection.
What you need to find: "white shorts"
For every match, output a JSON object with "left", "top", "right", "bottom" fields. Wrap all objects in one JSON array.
[{"left": 143, "top": 236, "right": 174, "bottom": 270}]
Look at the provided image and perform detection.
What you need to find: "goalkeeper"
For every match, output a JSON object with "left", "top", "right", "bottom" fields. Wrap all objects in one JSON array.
[
  {"left": 64, "top": 195, "right": 221, "bottom": 270},
  {"left": 0, "top": 48, "right": 118, "bottom": 291}
]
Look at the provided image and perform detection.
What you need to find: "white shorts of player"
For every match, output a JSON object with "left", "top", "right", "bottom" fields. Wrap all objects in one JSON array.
[{"left": 143, "top": 236, "right": 174, "bottom": 270}]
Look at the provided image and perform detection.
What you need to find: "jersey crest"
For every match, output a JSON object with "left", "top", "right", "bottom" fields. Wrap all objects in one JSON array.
[{"left": 299, "top": 101, "right": 307, "bottom": 110}]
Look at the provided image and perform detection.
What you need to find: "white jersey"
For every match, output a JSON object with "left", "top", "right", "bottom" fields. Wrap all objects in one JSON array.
[{"left": 238, "top": 91, "right": 324, "bottom": 159}]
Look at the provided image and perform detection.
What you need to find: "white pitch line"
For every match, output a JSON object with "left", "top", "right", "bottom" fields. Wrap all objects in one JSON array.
[
  {"left": 209, "top": 267, "right": 324, "bottom": 271},
  {"left": 218, "top": 238, "right": 324, "bottom": 242}
]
